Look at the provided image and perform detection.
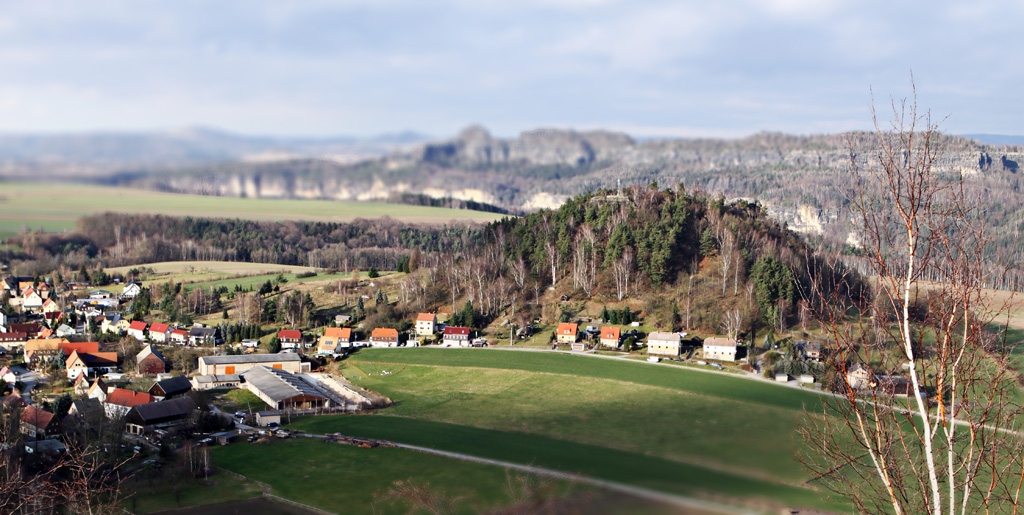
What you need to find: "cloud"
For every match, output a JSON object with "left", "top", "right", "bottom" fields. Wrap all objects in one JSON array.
[{"left": 0, "top": 1, "right": 1019, "bottom": 136}]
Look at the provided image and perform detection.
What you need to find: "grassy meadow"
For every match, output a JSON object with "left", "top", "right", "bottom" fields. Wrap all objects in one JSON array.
[
  {"left": 278, "top": 348, "right": 846, "bottom": 512},
  {"left": 211, "top": 438, "right": 578, "bottom": 515},
  {"left": 0, "top": 181, "right": 505, "bottom": 239}
]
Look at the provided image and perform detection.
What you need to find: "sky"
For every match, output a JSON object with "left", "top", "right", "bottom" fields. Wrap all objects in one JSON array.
[{"left": 0, "top": 0, "right": 1020, "bottom": 139}]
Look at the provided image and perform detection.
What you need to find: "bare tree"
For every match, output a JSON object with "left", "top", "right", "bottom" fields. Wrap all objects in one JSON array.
[
  {"left": 612, "top": 247, "right": 634, "bottom": 301},
  {"left": 721, "top": 309, "right": 742, "bottom": 340},
  {"left": 800, "top": 87, "right": 1024, "bottom": 514},
  {"left": 718, "top": 229, "right": 736, "bottom": 295}
]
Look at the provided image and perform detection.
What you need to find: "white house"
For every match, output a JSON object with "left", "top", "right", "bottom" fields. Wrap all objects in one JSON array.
[
  {"left": 703, "top": 337, "right": 738, "bottom": 362},
  {"left": 646, "top": 332, "right": 682, "bottom": 356},
  {"left": 121, "top": 281, "right": 142, "bottom": 299},
  {"left": 415, "top": 313, "right": 437, "bottom": 337},
  {"left": 21, "top": 288, "right": 43, "bottom": 311}
]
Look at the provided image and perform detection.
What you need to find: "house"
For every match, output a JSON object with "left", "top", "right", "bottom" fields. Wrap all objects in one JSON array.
[
  {"left": 20, "top": 405, "right": 60, "bottom": 438},
  {"left": 55, "top": 324, "right": 76, "bottom": 338},
  {"left": 121, "top": 281, "right": 142, "bottom": 299},
  {"left": 169, "top": 329, "right": 189, "bottom": 345},
  {"left": 278, "top": 329, "right": 303, "bottom": 349},
  {"left": 63, "top": 398, "right": 104, "bottom": 438},
  {"left": 241, "top": 339, "right": 260, "bottom": 349},
  {"left": 0, "top": 332, "right": 28, "bottom": 351},
  {"left": 89, "top": 290, "right": 112, "bottom": 300},
  {"left": 127, "top": 320, "right": 147, "bottom": 341},
  {"left": 189, "top": 326, "right": 221, "bottom": 346},
  {"left": 148, "top": 322, "right": 171, "bottom": 343},
  {"left": 796, "top": 340, "right": 822, "bottom": 362},
  {"left": 21, "top": 287, "right": 43, "bottom": 311},
  {"left": 24, "top": 339, "right": 68, "bottom": 365},
  {"left": 103, "top": 388, "right": 156, "bottom": 419},
  {"left": 9, "top": 322, "right": 42, "bottom": 338},
  {"left": 148, "top": 376, "right": 192, "bottom": 401},
  {"left": 556, "top": 323, "right": 578, "bottom": 344},
  {"left": 0, "top": 310, "right": 6, "bottom": 328},
  {"left": 647, "top": 332, "right": 682, "bottom": 357},
  {"left": 197, "top": 353, "right": 307, "bottom": 376},
  {"left": 846, "top": 364, "right": 873, "bottom": 390},
  {"left": 0, "top": 366, "right": 17, "bottom": 386},
  {"left": 124, "top": 396, "right": 197, "bottom": 435},
  {"left": 415, "top": 313, "right": 437, "bottom": 336},
  {"left": 441, "top": 326, "right": 471, "bottom": 347},
  {"left": 191, "top": 374, "right": 241, "bottom": 391},
  {"left": 875, "top": 375, "right": 916, "bottom": 398},
  {"left": 318, "top": 327, "right": 352, "bottom": 354},
  {"left": 40, "top": 298, "right": 61, "bottom": 316},
  {"left": 599, "top": 326, "right": 621, "bottom": 348},
  {"left": 335, "top": 314, "right": 351, "bottom": 325},
  {"left": 72, "top": 373, "right": 91, "bottom": 396},
  {"left": 136, "top": 345, "right": 166, "bottom": 375},
  {"left": 101, "top": 315, "right": 130, "bottom": 335},
  {"left": 370, "top": 327, "right": 399, "bottom": 347},
  {"left": 240, "top": 366, "right": 331, "bottom": 411},
  {"left": 65, "top": 350, "right": 119, "bottom": 380},
  {"left": 87, "top": 378, "right": 110, "bottom": 403},
  {"left": 703, "top": 337, "right": 738, "bottom": 362}
]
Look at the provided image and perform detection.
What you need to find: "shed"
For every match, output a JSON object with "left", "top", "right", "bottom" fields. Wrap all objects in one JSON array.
[
  {"left": 149, "top": 375, "right": 193, "bottom": 400},
  {"left": 256, "top": 410, "right": 281, "bottom": 427}
]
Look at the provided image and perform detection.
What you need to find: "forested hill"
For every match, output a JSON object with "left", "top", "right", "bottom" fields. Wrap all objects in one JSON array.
[{"left": 3, "top": 183, "right": 860, "bottom": 334}]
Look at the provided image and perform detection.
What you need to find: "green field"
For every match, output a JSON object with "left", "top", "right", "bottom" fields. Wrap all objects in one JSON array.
[
  {"left": 0, "top": 182, "right": 505, "bottom": 239},
  {"left": 278, "top": 348, "right": 846, "bottom": 512},
  {"left": 123, "top": 468, "right": 264, "bottom": 513},
  {"left": 211, "top": 438, "right": 577, "bottom": 514},
  {"left": 103, "top": 261, "right": 362, "bottom": 294}
]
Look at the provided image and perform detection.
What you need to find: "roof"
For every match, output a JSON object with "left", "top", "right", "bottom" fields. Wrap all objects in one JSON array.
[
  {"left": 557, "top": 323, "right": 578, "bottom": 336},
  {"left": 371, "top": 327, "right": 399, "bottom": 339},
  {"left": 703, "top": 337, "right": 737, "bottom": 347},
  {"left": 59, "top": 341, "right": 99, "bottom": 355},
  {"left": 129, "top": 396, "right": 197, "bottom": 423},
  {"left": 0, "top": 332, "right": 27, "bottom": 342},
  {"left": 323, "top": 327, "right": 351, "bottom": 339},
  {"left": 193, "top": 374, "right": 240, "bottom": 384},
  {"left": 149, "top": 322, "right": 170, "bottom": 333},
  {"left": 416, "top": 313, "right": 436, "bottom": 322},
  {"left": 87, "top": 378, "right": 108, "bottom": 396},
  {"left": 171, "top": 329, "right": 188, "bottom": 336},
  {"left": 137, "top": 345, "right": 165, "bottom": 362},
  {"left": 278, "top": 329, "right": 302, "bottom": 340},
  {"left": 24, "top": 339, "right": 63, "bottom": 352},
  {"left": 189, "top": 327, "right": 218, "bottom": 337},
  {"left": 649, "top": 332, "right": 681, "bottom": 342},
  {"left": 199, "top": 353, "right": 301, "bottom": 365},
  {"left": 150, "top": 376, "right": 192, "bottom": 397},
  {"left": 67, "top": 350, "right": 118, "bottom": 369},
  {"left": 442, "top": 326, "right": 471, "bottom": 336},
  {"left": 129, "top": 320, "right": 147, "bottom": 331},
  {"left": 21, "top": 405, "right": 56, "bottom": 430},
  {"left": 239, "top": 366, "right": 329, "bottom": 404},
  {"left": 600, "top": 326, "right": 621, "bottom": 339},
  {"left": 105, "top": 388, "right": 155, "bottom": 408}
]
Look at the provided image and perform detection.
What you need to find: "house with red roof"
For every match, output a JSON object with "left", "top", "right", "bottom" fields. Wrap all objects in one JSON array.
[
  {"left": 169, "top": 329, "right": 189, "bottom": 345},
  {"left": 370, "top": 327, "right": 399, "bottom": 347},
  {"left": 20, "top": 405, "right": 60, "bottom": 438},
  {"left": 277, "top": 329, "right": 304, "bottom": 349},
  {"left": 103, "top": 388, "right": 155, "bottom": 419},
  {"left": 442, "top": 326, "right": 471, "bottom": 347},
  {"left": 556, "top": 322, "right": 579, "bottom": 344},
  {"left": 21, "top": 287, "right": 43, "bottom": 311},
  {"left": 599, "top": 326, "right": 622, "bottom": 348},
  {"left": 415, "top": 313, "right": 437, "bottom": 336},
  {"left": 318, "top": 327, "right": 352, "bottom": 354},
  {"left": 127, "top": 320, "right": 148, "bottom": 341},
  {"left": 148, "top": 322, "right": 171, "bottom": 343},
  {"left": 59, "top": 341, "right": 99, "bottom": 356}
]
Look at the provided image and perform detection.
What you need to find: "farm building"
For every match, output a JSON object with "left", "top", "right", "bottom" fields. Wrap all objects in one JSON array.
[
  {"left": 599, "top": 326, "right": 621, "bottom": 348},
  {"left": 240, "top": 366, "right": 331, "bottom": 411},
  {"left": 256, "top": 410, "right": 281, "bottom": 427},
  {"left": 556, "top": 323, "right": 578, "bottom": 344},
  {"left": 442, "top": 326, "right": 471, "bottom": 347},
  {"left": 125, "top": 396, "right": 198, "bottom": 435},
  {"left": 149, "top": 376, "right": 192, "bottom": 400},
  {"left": 702, "top": 337, "right": 738, "bottom": 362},
  {"left": 197, "top": 353, "right": 307, "bottom": 376},
  {"left": 318, "top": 327, "right": 352, "bottom": 354},
  {"left": 136, "top": 345, "right": 166, "bottom": 375},
  {"left": 415, "top": 313, "right": 437, "bottom": 336},
  {"left": 370, "top": 327, "right": 399, "bottom": 347},
  {"left": 647, "top": 332, "right": 682, "bottom": 356},
  {"left": 191, "top": 374, "right": 241, "bottom": 391}
]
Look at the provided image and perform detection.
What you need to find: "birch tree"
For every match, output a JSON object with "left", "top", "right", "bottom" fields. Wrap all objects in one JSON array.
[{"left": 800, "top": 88, "right": 1024, "bottom": 514}]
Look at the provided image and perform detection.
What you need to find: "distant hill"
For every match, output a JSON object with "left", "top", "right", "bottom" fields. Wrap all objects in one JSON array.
[{"left": 962, "top": 134, "right": 1024, "bottom": 146}]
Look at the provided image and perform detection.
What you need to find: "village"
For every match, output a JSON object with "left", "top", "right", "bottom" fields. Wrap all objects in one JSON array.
[{"left": 0, "top": 268, "right": 924, "bottom": 468}]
